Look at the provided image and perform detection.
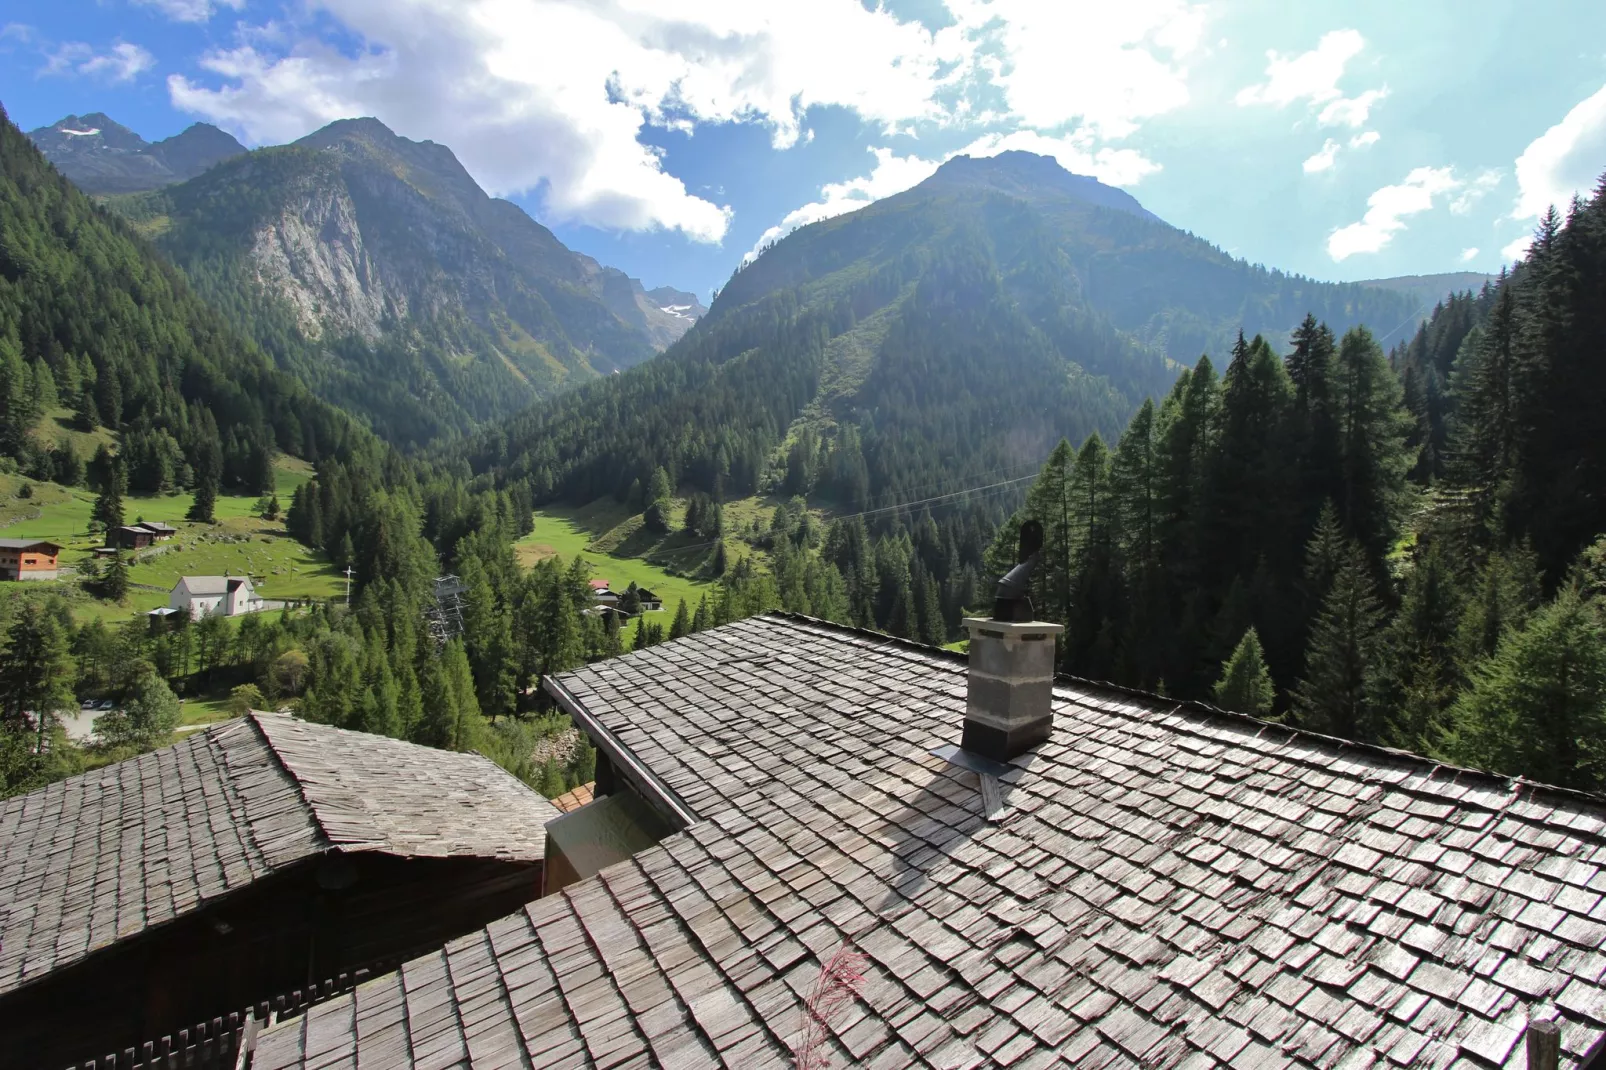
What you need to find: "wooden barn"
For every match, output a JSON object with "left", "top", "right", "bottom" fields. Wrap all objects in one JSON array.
[
  {"left": 106, "top": 525, "right": 155, "bottom": 551},
  {"left": 0, "top": 712, "right": 560, "bottom": 1070}
]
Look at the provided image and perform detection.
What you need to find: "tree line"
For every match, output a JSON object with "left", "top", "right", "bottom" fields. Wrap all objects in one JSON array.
[{"left": 997, "top": 182, "right": 1606, "bottom": 790}]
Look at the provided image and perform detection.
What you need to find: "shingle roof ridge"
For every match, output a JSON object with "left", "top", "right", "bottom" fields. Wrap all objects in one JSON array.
[
  {"left": 758, "top": 611, "right": 1606, "bottom": 815},
  {"left": 244, "top": 711, "right": 337, "bottom": 850},
  {"left": 249, "top": 710, "right": 558, "bottom": 860}
]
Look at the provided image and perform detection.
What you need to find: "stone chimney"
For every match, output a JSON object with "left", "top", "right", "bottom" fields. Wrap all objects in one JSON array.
[{"left": 961, "top": 617, "right": 1064, "bottom": 762}]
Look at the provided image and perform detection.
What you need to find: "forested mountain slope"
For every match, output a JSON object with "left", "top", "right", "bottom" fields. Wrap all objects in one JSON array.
[
  {"left": 996, "top": 183, "right": 1606, "bottom": 790},
  {"left": 27, "top": 113, "right": 245, "bottom": 195},
  {"left": 106, "top": 118, "right": 701, "bottom": 445},
  {"left": 464, "top": 152, "right": 1418, "bottom": 512},
  {"left": 894, "top": 152, "right": 1419, "bottom": 362},
  {"left": 0, "top": 104, "right": 376, "bottom": 501}
]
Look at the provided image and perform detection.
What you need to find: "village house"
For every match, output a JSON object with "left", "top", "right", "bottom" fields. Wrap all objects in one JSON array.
[
  {"left": 255, "top": 612, "right": 1606, "bottom": 1069},
  {"left": 0, "top": 538, "right": 60, "bottom": 581},
  {"left": 588, "top": 577, "right": 619, "bottom": 608},
  {"left": 169, "top": 574, "right": 262, "bottom": 619},
  {"left": 136, "top": 520, "right": 178, "bottom": 541},
  {"left": 106, "top": 524, "right": 154, "bottom": 551},
  {"left": 0, "top": 712, "right": 560, "bottom": 1069}
]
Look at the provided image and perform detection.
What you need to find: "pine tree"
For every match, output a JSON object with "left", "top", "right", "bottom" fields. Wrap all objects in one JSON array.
[
  {"left": 0, "top": 602, "right": 75, "bottom": 751},
  {"left": 101, "top": 552, "right": 129, "bottom": 603},
  {"left": 92, "top": 454, "right": 126, "bottom": 532},
  {"left": 644, "top": 466, "right": 673, "bottom": 534},
  {"left": 1375, "top": 544, "right": 1464, "bottom": 751},
  {"left": 1447, "top": 586, "right": 1606, "bottom": 790},
  {"left": 669, "top": 598, "right": 691, "bottom": 640},
  {"left": 1213, "top": 627, "right": 1275, "bottom": 716},
  {"left": 692, "top": 595, "right": 711, "bottom": 633},
  {"left": 1333, "top": 326, "right": 1413, "bottom": 561},
  {"left": 188, "top": 471, "right": 218, "bottom": 523},
  {"left": 539, "top": 758, "right": 566, "bottom": 798},
  {"left": 1293, "top": 542, "right": 1386, "bottom": 740}
]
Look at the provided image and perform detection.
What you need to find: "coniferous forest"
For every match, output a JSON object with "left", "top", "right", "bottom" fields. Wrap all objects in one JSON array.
[
  {"left": 993, "top": 192, "right": 1606, "bottom": 790},
  {"left": 3, "top": 83, "right": 1606, "bottom": 807}
]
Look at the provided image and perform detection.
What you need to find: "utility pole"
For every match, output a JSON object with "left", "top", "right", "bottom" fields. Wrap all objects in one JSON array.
[{"left": 344, "top": 565, "right": 354, "bottom": 606}]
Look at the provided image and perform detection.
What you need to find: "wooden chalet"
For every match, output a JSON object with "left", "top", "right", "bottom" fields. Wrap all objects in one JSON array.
[
  {"left": 106, "top": 525, "right": 154, "bottom": 551},
  {"left": 256, "top": 614, "right": 1606, "bottom": 1069},
  {"left": 0, "top": 538, "right": 61, "bottom": 581},
  {"left": 0, "top": 713, "right": 560, "bottom": 1070},
  {"left": 135, "top": 521, "right": 177, "bottom": 541}
]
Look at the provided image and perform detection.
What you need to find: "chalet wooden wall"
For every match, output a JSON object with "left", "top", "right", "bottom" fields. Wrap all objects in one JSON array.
[{"left": 0, "top": 854, "right": 542, "bottom": 1070}]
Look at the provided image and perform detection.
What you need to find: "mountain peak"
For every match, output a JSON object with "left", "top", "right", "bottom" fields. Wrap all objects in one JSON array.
[
  {"left": 297, "top": 116, "right": 402, "bottom": 146},
  {"left": 29, "top": 112, "right": 245, "bottom": 193},
  {"left": 39, "top": 112, "right": 147, "bottom": 151},
  {"left": 921, "top": 151, "right": 1159, "bottom": 223}
]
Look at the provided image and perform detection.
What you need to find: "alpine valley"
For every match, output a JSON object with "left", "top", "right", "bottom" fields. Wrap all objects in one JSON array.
[{"left": 31, "top": 115, "right": 706, "bottom": 445}]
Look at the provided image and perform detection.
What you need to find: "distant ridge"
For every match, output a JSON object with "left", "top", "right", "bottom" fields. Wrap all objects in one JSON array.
[
  {"left": 27, "top": 113, "right": 245, "bottom": 194},
  {"left": 100, "top": 116, "right": 704, "bottom": 444},
  {"left": 1357, "top": 271, "right": 1496, "bottom": 309}
]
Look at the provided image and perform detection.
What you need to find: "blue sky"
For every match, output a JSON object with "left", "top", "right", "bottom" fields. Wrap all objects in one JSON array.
[{"left": 4, "top": 0, "right": 1606, "bottom": 301}]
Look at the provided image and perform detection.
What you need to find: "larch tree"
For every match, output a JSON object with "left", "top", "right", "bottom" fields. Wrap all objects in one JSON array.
[{"left": 1213, "top": 627, "right": 1275, "bottom": 716}]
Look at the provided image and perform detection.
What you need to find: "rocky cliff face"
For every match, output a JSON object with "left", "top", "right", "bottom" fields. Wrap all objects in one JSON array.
[
  {"left": 113, "top": 117, "right": 702, "bottom": 441},
  {"left": 248, "top": 180, "right": 396, "bottom": 342}
]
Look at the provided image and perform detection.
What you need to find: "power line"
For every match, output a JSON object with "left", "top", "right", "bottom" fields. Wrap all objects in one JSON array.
[
  {"left": 568, "top": 473, "right": 1039, "bottom": 563},
  {"left": 1375, "top": 301, "right": 1431, "bottom": 348}
]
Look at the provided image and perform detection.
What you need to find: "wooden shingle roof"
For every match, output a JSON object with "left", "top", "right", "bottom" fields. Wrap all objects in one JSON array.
[
  {"left": 256, "top": 615, "right": 1606, "bottom": 1068},
  {"left": 0, "top": 713, "right": 558, "bottom": 999},
  {"left": 550, "top": 781, "right": 595, "bottom": 813}
]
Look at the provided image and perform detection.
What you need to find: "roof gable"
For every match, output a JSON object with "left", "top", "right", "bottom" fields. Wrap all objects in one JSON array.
[
  {"left": 252, "top": 713, "right": 557, "bottom": 860},
  {"left": 176, "top": 575, "right": 252, "bottom": 596},
  {"left": 0, "top": 714, "right": 560, "bottom": 998},
  {"left": 0, "top": 539, "right": 60, "bottom": 552},
  {"left": 259, "top": 615, "right": 1606, "bottom": 1068},
  {"left": 0, "top": 719, "right": 318, "bottom": 997}
]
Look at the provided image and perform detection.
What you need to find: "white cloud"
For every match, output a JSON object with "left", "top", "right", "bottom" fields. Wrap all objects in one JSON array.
[
  {"left": 168, "top": 0, "right": 976, "bottom": 243},
  {"left": 1236, "top": 29, "right": 1387, "bottom": 131},
  {"left": 746, "top": 147, "right": 942, "bottom": 261},
  {"left": 1450, "top": 169, "right": 1500, "bottom": 215},
  {"left": 1303, "top": 139, "right": 1339, "bottom": 174},
  {"left": 1237, "top": 29, "right": 1362, "bottom": 107},
  {"left": 1512, "top": 83, "right": 1606, "bottom": 220},
  {"left": 170, "top": 0, "right": 1209, "bottom": 244},
  {"left": 1460, "top": 247, "right": 1479, "bottom": 262},
  {"left": 1327, "top": 165, "right": 1460, "bottom": 260},
  {"left": 1349, "top": 130, "right": 1379, "bottom": 149},
  {"left": 1317, "top": 87, "right": 1388, "bottom": 128},
  {"left": 134, "top": 0, "right": 244, "bottom": 23},
  {"left": 945, "top": 0, "right": 1207, "bottom": 137},
  {"left": 1503, "top": 235, "right": 1532, "bottom": 261},
  {"left": 44, "top": 40, "right": 155, "bottom": 83}
]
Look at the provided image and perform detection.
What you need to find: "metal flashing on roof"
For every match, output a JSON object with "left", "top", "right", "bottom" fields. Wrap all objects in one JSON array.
[{"left": 542, "top": 675, "right": 698, "bottom": 830}]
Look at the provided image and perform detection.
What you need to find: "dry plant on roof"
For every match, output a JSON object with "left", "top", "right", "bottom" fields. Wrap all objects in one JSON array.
[{"left": 792, "top": 945, "right": 868, "bottom": 1069}]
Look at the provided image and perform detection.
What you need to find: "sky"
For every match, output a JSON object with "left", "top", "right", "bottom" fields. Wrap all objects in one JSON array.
[{"left": 3, "top": 1, "right": 1606, "bottom": 301}]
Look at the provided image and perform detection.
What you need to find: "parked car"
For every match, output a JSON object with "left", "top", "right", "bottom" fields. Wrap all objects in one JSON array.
[
  {"left": 97, "top": 699, "right": 114, "bottom": 711},
  {"left": 81, "top": 699, "right": 96, "bottom": 710}
]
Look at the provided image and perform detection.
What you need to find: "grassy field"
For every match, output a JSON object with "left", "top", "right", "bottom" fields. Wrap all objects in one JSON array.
[
  {"left": 516, "top": 504, "right": 717, "bottom": 614},
  {"left": 0, "top": 457, "right": 334, "bottom": 624}
]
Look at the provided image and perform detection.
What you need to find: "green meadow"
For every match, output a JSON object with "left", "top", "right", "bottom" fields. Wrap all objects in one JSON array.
[
  {"left": 515, "top": 502, "right": 716, "bottom": 615},
  {"left": 0, "top": 457, "right": 337, "bottom": 624}
]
